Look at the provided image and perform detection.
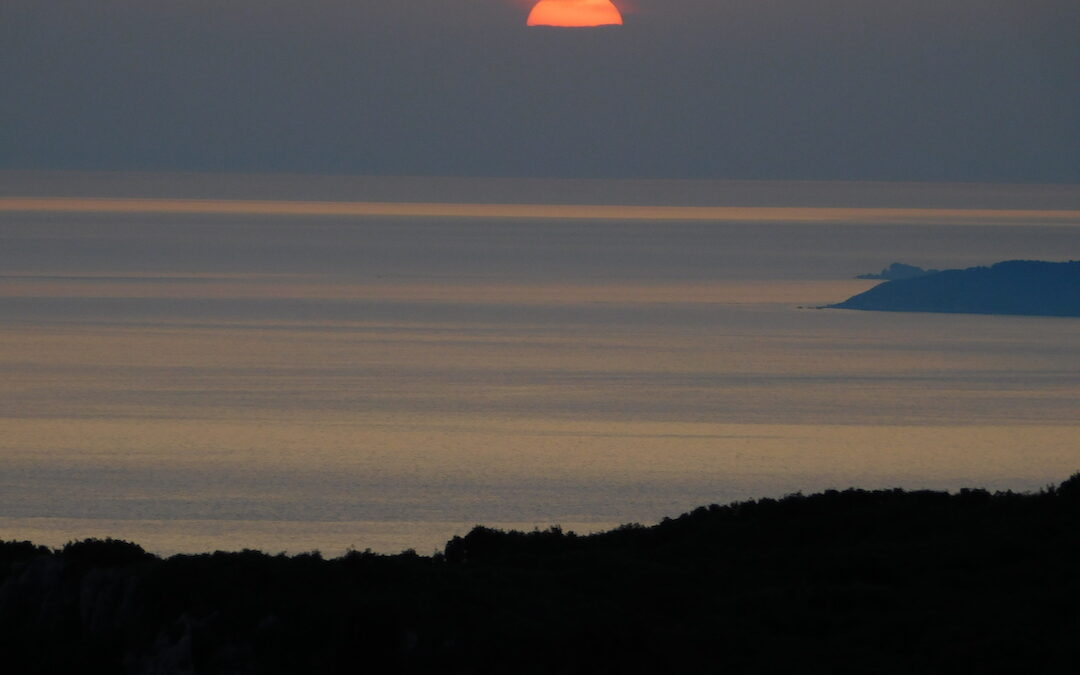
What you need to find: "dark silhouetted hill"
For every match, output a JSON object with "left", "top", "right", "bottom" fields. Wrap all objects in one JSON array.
[
  {"left": 833, "top": 260, "right": 1080, "bottom": 316},
  {"left": 5, "top": 475, "right": 1080, "bottom": 673},
  {"left": 856, "top": 262, "right": 939, "bottom": 280}
]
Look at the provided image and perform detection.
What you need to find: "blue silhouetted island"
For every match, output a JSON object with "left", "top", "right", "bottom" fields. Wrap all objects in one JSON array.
[{"left": 830, "top": 260, "right": 1080, "bottom": 317}]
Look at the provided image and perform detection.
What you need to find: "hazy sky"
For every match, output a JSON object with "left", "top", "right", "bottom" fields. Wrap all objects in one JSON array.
[{"left": 2, "top": 1, "right": 1078, "bottom": 181}]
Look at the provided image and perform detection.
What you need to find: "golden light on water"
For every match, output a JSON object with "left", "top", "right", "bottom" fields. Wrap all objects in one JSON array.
[{"left": 3, "top": 174, "right": 1079, "bottom": 555}]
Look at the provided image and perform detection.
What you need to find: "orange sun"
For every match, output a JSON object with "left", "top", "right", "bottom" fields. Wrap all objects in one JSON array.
[{"left": 527, "top": 0, "right": 623, "bottom": 27}]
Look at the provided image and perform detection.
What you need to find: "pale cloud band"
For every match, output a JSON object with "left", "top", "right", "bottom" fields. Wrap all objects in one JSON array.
[{"left": 2, "top": 197, "right": 1078, "bottom": 226}]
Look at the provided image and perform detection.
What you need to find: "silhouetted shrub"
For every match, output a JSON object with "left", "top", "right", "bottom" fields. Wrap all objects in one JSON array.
[
  {"left": 0, "top": 540, "right": 49, "bottom": 563},
  {"left": 61, "top": 538, "right": 154, "bottom": 567},
  {"left": 1057, "top": 472, "right": 1080, "bottom": 502}
]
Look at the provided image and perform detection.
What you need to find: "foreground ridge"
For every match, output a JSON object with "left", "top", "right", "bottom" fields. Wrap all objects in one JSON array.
[{"left": 4, "top": 476, "right": 1080, "bottom": 673}]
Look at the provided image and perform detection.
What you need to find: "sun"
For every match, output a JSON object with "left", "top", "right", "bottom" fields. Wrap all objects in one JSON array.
[{"left": 526, "top": 0, "right": 623, "bottom": 27}]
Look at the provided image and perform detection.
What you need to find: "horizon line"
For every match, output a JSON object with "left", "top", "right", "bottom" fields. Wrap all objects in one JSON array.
[{"left": 2, "top": 197, "right": 1079, "bottom": 225}]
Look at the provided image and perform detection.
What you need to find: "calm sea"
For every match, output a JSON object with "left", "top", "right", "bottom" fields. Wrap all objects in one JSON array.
[{"left": 2, "top": 176, "right": 1078, "bottom": 554}]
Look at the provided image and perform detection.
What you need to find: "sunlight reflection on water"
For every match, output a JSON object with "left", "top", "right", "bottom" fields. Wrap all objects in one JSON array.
[{"left": 1, "top": 202, "right": 1078, "bottom": 554}]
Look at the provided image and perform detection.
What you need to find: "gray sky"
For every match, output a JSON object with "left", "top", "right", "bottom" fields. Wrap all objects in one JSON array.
[{"left": 2, "top": 0, "right": 1078, "bottom": 181}]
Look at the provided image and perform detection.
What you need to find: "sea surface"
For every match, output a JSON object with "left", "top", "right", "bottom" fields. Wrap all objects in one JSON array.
[{"left": 2, "top": 174, "right": 1079, "bottom": 554}]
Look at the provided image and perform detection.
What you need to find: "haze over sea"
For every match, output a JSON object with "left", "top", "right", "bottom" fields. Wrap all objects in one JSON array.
[{"left": 2, "top": 172, "right": 1079, "bottom": 555}]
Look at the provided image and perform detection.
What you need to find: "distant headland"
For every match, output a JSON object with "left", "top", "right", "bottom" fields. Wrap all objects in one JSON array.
[{"left": 832, "top": 260, "right": 1080, "bottom": 317}]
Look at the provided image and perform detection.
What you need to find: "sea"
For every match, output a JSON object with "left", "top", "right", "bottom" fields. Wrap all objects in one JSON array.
[{"left": 2, "top": 172, "right": 1078, "bottom": 555}]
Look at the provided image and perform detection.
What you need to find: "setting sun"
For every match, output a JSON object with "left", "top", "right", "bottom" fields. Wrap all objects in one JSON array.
[{"left": 527, "top": 0, "right": 623, "bottom": 27}]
